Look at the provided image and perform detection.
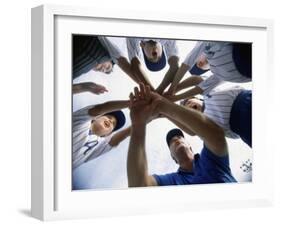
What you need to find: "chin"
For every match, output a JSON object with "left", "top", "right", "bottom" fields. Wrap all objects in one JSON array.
[{"left": 175, "top": 144, "right": 187, "bottom": 154}]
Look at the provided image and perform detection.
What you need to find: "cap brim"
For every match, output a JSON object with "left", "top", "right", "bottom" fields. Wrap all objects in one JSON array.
[
  {"left": 189, "top": 64, "right": 209, "bottom": 76},
  {"left": 142, "top": 47, "right": 167, "bottom": 72},
  {"left": 166, "top": 128, "right": 184, "bottom": 147},
  {"left": 106, "top": 110, "right": 126, "bottom": 132}
]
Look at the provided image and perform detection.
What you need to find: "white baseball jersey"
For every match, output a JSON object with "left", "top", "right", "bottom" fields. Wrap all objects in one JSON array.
[
  {"left": 98, "top": 36, "right": 126, "bottom": 64},
  {"left": 72, "top": 105, "right": 113, "bottom": 169},
  {"left": 203, "top": 86, "right": 245, "bottom": 139},
  {"left": 184, "top": 41, "right": 251, "bottom": 95}
]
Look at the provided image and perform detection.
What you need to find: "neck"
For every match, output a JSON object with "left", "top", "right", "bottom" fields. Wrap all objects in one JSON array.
[{"left": 178, "top": 158, "right": 193, "bottom": 172}]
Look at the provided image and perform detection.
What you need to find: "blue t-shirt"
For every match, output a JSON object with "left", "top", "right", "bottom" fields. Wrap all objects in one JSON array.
[{"left": 153, "top": 145, "right": 237, "bottom": 186}]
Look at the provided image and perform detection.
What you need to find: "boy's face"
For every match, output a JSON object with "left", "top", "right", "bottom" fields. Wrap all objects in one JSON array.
[
  {"left": 196, "top": 54, "right": 210, "bottom": 70},
  {"left": 93, "top": 61, "right": 113, "bottom": 74},
  {"left": 183, "top": 98, "right": 203, "bottom": 112},
  {"left": 140, "top": 40, "right": 163, "bottom": 63},
  {"left": 169, "top": 136, "right": 194, "bottom": 163},
  {"left": 91, "top": 115, "right": 117, "bottom": 137}
]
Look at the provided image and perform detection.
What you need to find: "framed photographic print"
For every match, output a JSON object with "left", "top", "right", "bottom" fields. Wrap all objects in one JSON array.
[{"left": 31, "top": 4, "right": 274, "bottom": 221}]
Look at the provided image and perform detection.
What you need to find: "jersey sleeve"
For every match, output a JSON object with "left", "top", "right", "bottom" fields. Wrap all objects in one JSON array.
[
  {"left": 164, "top": 40, "right": 179, "bottom": 59},
  {"left": 153, "top": 173, "right": 176, "bottom": 186},
  {"left": 98, "top": 36, "right": 125, "bottom": 63},
  {"left": 73, "top": 105, "right": 97, "bottom": 127},
  {"left": 126, "top": 38, "right": 142, "bottom": 61},
  {"left": 197, "top": 74, "right": 224, "bottom": 95},
  {"left": 183, "top": 41, "right": 206, "bottom": 68},
  {"left": 198, "top": 145, "right": 236, "bottom": 182}
]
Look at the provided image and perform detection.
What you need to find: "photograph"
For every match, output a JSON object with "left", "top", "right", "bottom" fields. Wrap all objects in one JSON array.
[{"left": 71, "top": 35, "right": 253, "bottom": 190}]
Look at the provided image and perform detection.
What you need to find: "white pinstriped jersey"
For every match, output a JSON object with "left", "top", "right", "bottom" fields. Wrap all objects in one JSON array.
[
  {"left": 72, "top": 105, "right": 113, "bottom": 169},
  {"left": 126, "top": 38, "right": 179, "bottom": 62},
  {"left": 98, "top": 36, "right": 126, "bottom": 64},
  {"left": 203, "top": 86, "right": 245, "bottom": 139},
  {"left": 184, "top": 41, "right": 251, "bottom": 95}
]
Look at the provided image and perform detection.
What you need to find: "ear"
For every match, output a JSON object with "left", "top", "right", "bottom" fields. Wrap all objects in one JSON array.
[
  {"left": 197, "top": 60, "right": 204, "bottom": 68},
  {"left": 140, "top": 41, "right": 145, "bottom": 48}
]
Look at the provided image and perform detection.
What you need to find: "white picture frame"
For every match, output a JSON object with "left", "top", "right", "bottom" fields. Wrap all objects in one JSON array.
[{"left": 31, "top": 4, "right": 274, "bottom": 221}]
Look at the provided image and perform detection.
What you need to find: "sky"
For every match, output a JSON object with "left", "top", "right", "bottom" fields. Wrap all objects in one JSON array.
[{"left": 72, "top": 37, "right": 252, "bottom": 190}]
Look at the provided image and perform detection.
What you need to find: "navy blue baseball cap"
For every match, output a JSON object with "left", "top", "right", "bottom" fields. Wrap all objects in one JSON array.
[
  {"left": 189, "top": 64, "right": 209, "bottom": 76},
  {"left": 106, "top": 110, "right": 126, "bottom": 132},
  {"left": 141, "top": 46, "right": 167, "bottom": 72},
  {"left": 166, "top": 128, "right": 185, "bottom": 147}
]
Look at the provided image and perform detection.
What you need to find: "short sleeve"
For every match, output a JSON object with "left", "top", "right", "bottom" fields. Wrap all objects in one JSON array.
[
  {"left": 183, "top": 41, "right": 206, "bottom": 68},
  {"left": 153, "top": 173, "right": 175, "bottom": 186},
  {"left": 198, "top": 145, "right": 235, "bottom": 181},
  {"left": 163, "top": 40, "right": 179, "bottom": 59},
  {"left": 98, "top": 36, "right": 125, "bottom": 63},
  {"left": 197, "top": 74, "right": 224, "bottom": 95},
  {"left": 73, "top": 105, "right": 97, "bottom": 126},
  {"left": 126, "top": 38, "right": 142, "bottom": 61}
]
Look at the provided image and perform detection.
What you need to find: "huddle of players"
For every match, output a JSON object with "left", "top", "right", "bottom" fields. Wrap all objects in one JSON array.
[{"left": 72, "top": 36, "right": 252, "bottom": 187}]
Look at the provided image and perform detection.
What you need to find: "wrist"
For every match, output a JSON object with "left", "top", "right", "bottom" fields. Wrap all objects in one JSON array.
[
  {"left": 157, "top": 98, "right": 170, "bottom": 114},
  {"left": 131, "top": 122, "right": 146, "bottom": 134}
]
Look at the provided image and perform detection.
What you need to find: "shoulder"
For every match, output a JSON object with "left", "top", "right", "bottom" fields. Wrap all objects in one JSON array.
[
  {"left": 198, "top": 144, "right": 230, "bottom": 166},
  {"left": 153, "top": 170, "right": 191, "bottom": 186}
]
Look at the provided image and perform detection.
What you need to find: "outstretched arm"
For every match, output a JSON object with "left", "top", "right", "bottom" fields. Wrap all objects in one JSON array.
[
  {"left": 127, "top": 85, "right": 158, "bottom": 187},
  {"left": 88, "top": 100, "right": 129, "bottom": 117},
  {"left": 116, "top": 57, "right": 140, "bottom": 84},
  {"left": 152, "top": 93, "right": 228, "bottom": 157},
  {"left": 166, "top": 63, "right": 189, "bottom": 94},
  {"left": 109, "top": 127, "right": 131, "bottom": 147},
  {"left": 166, "top": 115, "right": 195, "bottom": 136},
  {"left": 156, "top": 56, "right": 179, "bottom": 94},
  {"left": 175, "top": 76, "right": 204, "bottom": 93},
  {"left": 168, "top": 86, "right": 203, "bottom": 103},
  {"left": 73, "top": 82, "right": 108, "bottom": 95}
]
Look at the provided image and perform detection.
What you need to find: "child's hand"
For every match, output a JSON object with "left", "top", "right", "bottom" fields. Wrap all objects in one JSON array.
[{"left": 84, "top": 82, "right": 108, "bottom": 95}]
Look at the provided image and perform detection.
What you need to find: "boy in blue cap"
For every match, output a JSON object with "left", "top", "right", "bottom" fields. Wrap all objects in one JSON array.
[
  {"left": 73, "top": 100, "right": 130, "bottom": 169},
  {"left": 126, "top": 38, "right": 179, "bottom": 93}
]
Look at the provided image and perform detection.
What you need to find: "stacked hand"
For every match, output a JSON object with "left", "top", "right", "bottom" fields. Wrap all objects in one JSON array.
[{"left": 129, "top": 83, "right": 163, "bottom": 125}]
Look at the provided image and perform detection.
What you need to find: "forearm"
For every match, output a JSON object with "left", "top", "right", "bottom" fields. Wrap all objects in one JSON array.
[
  {"left": 89, "top": 100, "right": 129, "bottom": 117},
  {"left": 131, "top": 58, "right": 155, "bottom": 89},
  {"left": 166, "top": 115, "right": 195, "bottom": 136},
  {"left": 156, "top": 57, "right": 179, "bottom": 93},
  {"left": 176, "top": 76, "right": 204, "bottom": 92},
  {"left": 172, "top": 86, "right": 203, "bottom": 102},
  {"left": 109, "top": 127, "right": 131, "bottom": 146},
  {"left": 168, "top": 63, "right": 189, "bottom": 93},
  {"left": 117, "top": 57, "right": 140, "bottom": 84},
  {"left": 158, "top": 99, "right": 225, "bottom": 144},
  {"left": 127, "top": 124, "right": 149, "bottom": 187},
  {"left": 72, "top": 83, "right": 87, "bottom": 94}
]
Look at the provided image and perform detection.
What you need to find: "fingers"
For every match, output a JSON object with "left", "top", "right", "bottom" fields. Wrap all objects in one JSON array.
[
  {"left": 144, "top": 85, "right": 151, "bottom": 102},
  {"left": 134, "top": 87, "right": 141, "bottom": 101},
  {"left": 129, "top": 92, "right": 134, "bottom": 108},
  {"left": 139, "top": 83, "right": 146, "bottom": 99},
  {"left": 130, "top": 83, "right": 155, "bottom": 106}
]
